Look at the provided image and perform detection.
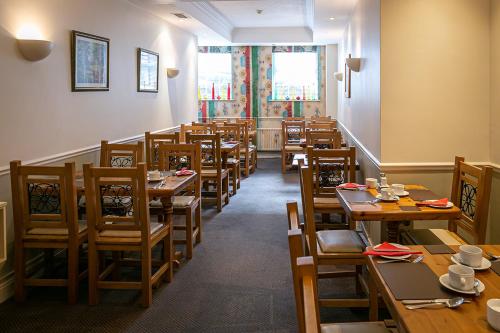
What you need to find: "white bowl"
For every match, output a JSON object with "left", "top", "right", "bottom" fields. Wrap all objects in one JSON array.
[{"left": 487, "top": 299, "right": 500, "bottom": 331}]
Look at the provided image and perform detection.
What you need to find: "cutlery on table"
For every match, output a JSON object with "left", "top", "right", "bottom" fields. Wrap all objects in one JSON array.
[
  {"left": 377, "top": 255, "right": 424, "bottom": 264},
  {"left": 349, "top": 200, "right": 378, "bottom": 206},
  {"left": 402, "top": 297, "right": 471, "bottom": 305},
  {"left": 405, "top": 297, "right": 465, "bottom": 310},
  {"left": 473, "top": 279, "right": 480, "bottom": 297},
  {"left": 487, "top": 252, "right": 500, "bottom": 260}
]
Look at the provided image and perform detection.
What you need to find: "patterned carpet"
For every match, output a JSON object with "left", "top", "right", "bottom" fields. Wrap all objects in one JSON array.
[{"left": 0, "top": 157, "right": 377, "bottom": 333}]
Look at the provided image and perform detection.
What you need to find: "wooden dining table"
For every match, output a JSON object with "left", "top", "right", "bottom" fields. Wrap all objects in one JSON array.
[
  {"left": 367, "top": 245, "right": 500, "bottom": 333},
  {"left": 336, "top": 185, "right": 462, "bottom": 242}
]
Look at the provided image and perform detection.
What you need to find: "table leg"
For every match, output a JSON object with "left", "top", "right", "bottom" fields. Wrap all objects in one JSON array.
[
  {"left": 161, "top": 196, "right": 174, "bottom": 282},
  {"left": 386, "top": 222, "right": 401, "bottom": 243}
]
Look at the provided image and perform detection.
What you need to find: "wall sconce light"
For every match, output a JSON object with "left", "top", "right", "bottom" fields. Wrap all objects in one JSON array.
[
  {"left": 17, "top": 39, "right": 53, "bottom": 61},
  {"left": 166, "top": 68, "right": 180, "bottom": 78},
  {"left": 333, "top": 72, "right": 343, "bottom": 81},
  {"left": 346, "top": 57, "right": 361, "bottom": 72}
]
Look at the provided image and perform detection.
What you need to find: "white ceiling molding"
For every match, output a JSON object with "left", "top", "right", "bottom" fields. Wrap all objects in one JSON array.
[
  {"left": 175, "top": 0, "right": 233, "bottom": 41},
  {"left": 304, "top": 0, "right": 314, "bottom": 31},
  {"left": 232, "top": 27, "right": 313, "bottom": 44}
]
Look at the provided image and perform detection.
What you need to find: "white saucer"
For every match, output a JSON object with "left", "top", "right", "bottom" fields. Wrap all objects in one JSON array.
[
  {"left": 427, "top": 201, "right": 454, "bottom": 209},
  {"left": 381, "top": 254, "right": 412, "bottom": 260},
  {"left": 394, "top": 191, "right": 409, "bottom": 197},
  {"left": 374, "top": 243, "right": 411, "bottom": 260},
  {"left": 439, "top": 274, "right": 485, "bottom": 295},
  {"left": 451, "top": 254, "right": 492, "bottom": 270},
  {"left": 148, "top": 177, "right": 162, "bottom": 182},
  {"left": 376, "top": 194, "right": 400, "bottom": 202}
]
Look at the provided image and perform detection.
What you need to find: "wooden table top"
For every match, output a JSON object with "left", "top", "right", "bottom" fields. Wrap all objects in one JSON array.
[
  {"left": 367, "top": 245, "right": 500, "bottom": 333},
  {"left": 221, "top": 142, "right": 239, "bottom": 153},
  {"left": 336, "top": 186, "right": 461, "bottom": 221}
]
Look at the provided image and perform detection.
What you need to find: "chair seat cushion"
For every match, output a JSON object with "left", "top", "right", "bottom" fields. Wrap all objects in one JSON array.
[
  {"left": 313, "top": 197, "right": 341, "bottom": 209},
  {"left": 27, "top": 221, "right": 87, "bottom": 236},
  {"left": 99, "top": 222, "right": 164, "bottom": 238},
  {"left": 284, "top": 145, "right": 303, "bottom": 151},
  {"left": 316, "top": 230, "right": 364, "bottom": 253},
  {"left": 321, "top": 322, "right": 390, "bottom": 333},
  {"left": 201, "top": 169, "right": 228, "bottom": 176},
  {"left": 172, "top": 196, "right": 196, "bottom": 208},
  {"left": 227, "top": 158, "right": 239, "bottom": 165},
  {"left": 240, "top": 147, "right": 255, "bottom": 154}
]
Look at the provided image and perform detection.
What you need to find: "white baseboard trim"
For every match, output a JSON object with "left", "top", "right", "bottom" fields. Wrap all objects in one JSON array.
[
  {"left": 0, "top": 126, "right": 179, "bottom": 177},
  {"left": 0, "top": 253, "right": 44, "bottom": 303},
  {"left": 337, "top": 121, "right": 500, "bottom": 174}
]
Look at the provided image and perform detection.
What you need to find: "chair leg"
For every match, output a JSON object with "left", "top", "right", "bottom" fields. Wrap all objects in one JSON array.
[
  {"left": 217, "top": 177, "right": 222, "bottom": 212},
  {"left": 112, "top": 251, "right": 121, "bottom": 280},
  {"left": 67, "top": 245, "right": 79, "bottom": 305},
  {"left": 224, "top": 176, "right": 230, "bottom": 205},
  {"left": 245, "top": 156, "right": 250, "bottom": 177},
  {"left": 368, "top": 269, "right": 379, "bottom": 321},
  {"left": 141, "top": 246, "right": 152, "bottom": 307},
  {"left": 14, "top": 244, "right": 26, "bottom": 302},
  {"left": 281, "top": 150, "right": 286, "bottom": 173},
  {"left": 195, "top": 203, "right": 201, "bottom": 244},
  {"left": 236, "top": 164, "right": 241, "bottom": 189},
  {"left": 232, "top": 168, "right": 237, "bottom": 195},
  {"left": 186, "top": 207, "right": 193, "bottom": 260},
  {"left": 88, "top": 244, "right": 99, "bottom": 305},
  {"left": 164, "top": 229, "right": 173, "bottom": 283},
  {"left": 355, "top": 265, "right": 363, "bottom": 295}
]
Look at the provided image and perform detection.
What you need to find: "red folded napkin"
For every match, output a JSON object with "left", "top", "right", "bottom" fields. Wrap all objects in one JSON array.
[
  {"left": 363, "top": 250, "right": 423, "bottom": 256},
  {"left": 373, "top": 242, "right": 410, "bottom": 252},
  {"left": 175, "top": 168, "right": 194, "bottom": 176},
  {"left": 415, "top": 198, "right": 449, "bottom": 207},
  {"left": 336, "top": 183, "right": 367, "bottom": 189}
]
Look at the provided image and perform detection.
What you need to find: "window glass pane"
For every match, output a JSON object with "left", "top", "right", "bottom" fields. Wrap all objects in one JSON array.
[
  {"left": 272, "top": 52, "right": 319, "bottom": 101},
  {"left": 198, "top": 53, "right": 232, "bottom": 100}
]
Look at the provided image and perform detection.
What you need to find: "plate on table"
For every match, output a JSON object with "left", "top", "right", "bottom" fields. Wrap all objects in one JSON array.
[
  {"left": 439, "top": 274, "right": 485, "bottom": 294},
  {"left": 148, "top": 177, "right": 162, "bottom": 182},
  {"left": 374, "top": 243, "right": 412, "bottom": 260},
  {"left": 376, "top": 194, "right": 400, "bottom": 202},
  {"left": 428, "top": 201, "right": 454, "bottom": 209},
  {"left": 451, "top": 254, "right": 492, "bottom": 270},
  {"left": 395, "top": 191, "right": 410, "bottom": 197}
]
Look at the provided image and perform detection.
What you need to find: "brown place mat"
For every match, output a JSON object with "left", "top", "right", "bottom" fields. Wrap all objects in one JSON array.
[
  {"left": 399, "top": 206, "right": 421, "bottom": 212},
  {"left": 405, "top": 229, "right": 444, "bottom": 245},
  {"left": 337, "top": 190, "right": 375, "bottom": 202},
  {"left": 377, "top": 263, "right": 452, "bottom": 300},
  {"left": 491, "top": 261, "right": 500, "bottom": 276},
  {"left": 407, "top": 189, "right": 442, "bottom": 201},
  {"left": 424, "top": 244, "right": 456, "bottom": 254}
]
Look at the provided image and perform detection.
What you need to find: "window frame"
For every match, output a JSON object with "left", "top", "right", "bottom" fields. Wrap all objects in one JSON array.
[{"left": 198, "top": 50, "right": 233, "bottom": 101}]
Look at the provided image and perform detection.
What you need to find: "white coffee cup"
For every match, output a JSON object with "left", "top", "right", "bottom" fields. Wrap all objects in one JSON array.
[
  {"left": 148, "top": 170, "right": 161, "bottom": 180},
  {"left": 381, "top": 188, "right": 395, "bottom": 200},
  {"left": 366, "top": 178, "right": 378, "bottom": 189},
  {"left": 459, "top": 245, "right": 483, "bottom": 267},
  {"left": 391, "top": 184, "right": 405, "bottom": 196},
  {"left": 487, "top": 299, "right": 500, "bottom": 331},
  {"left": 448, "top": 264, "right": 475, "bottom": 291}
]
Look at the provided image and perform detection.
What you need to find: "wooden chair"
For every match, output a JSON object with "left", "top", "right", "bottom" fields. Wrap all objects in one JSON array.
[
  {"left": 288, "top": 252, "right": 394, "bottom": 333},
  {"left": 145, "top": 132, "right": 180, "bottom": 170},
  {"left": 235, "top": 122, "right": 256, "bottom": 177},
  {"left": 307, "top": 146, "right": 356, "bottom": 228},
  {"left": 180, "top": 124, "right": 211, "bottom": 143},
  {"left": 10, "top": 161, "right": 87, "bottom": 304},
  {"left": 100, "top": 140, "right": 144, "bottom": 168},
  {"left": 294, "top": 165, "right": 378, "bottom": 320},
  {"left": 186, "top": 133, "right": 230, "bottom": 212},
  {"left": 404, "top": 156, "right": 493, "bottom": 245},
  {"left": 83, "top": 162, "right": 172, "bottom": 307},
  {"left": 307, "top": 122, "right": 336, "bottom": 132},
  {"left": 287, "top": 117, "right": 305, "bottom": 121},
  {"left": 309, "top": 115, "right": 332, "bottom": 121},
  {"left": 281, "top": 120, "right": 306, "bottom": 173},
  {"left": 237, "top": 118, "right": 257, "bottom": 146},
  {"left": 305, "top": 130, "right": 342, "bottom": 150},
  {"left": 156, "top": 142, "right": 202, "bottom": 259},
  {"left": 218, "top": 124, "right": 241, "bottom": 195}
]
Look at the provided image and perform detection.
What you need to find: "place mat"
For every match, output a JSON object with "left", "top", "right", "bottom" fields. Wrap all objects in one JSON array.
[
  {"left": 405, "top": 229, "right": 444, "bottom": 245},
  {"left": 377, "top": 263, "right": 452, "bottom": 300},
  {"left": 424, "top": 244, "right": 456, "bottom": 254},
  {"left": 399, "top": 206, "right": 421, "bottom": 212},
  {"left": 491, "top": 261, "right": 500, "bottom": 276},
  {"left": 337, "top": 190, "right": 375, "bottom": 202},
  {"left": 408, "top": 189, "right": 442, "bottom": 201}
]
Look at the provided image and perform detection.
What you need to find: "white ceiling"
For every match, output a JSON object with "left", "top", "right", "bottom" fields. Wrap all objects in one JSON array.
[{"left": 128, "top": 0, "right": 358, "bottom": 45}]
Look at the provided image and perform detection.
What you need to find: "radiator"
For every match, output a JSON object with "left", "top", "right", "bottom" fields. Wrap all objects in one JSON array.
[{"left": 257, "top": 128, "right": 281, "bottom": 151}]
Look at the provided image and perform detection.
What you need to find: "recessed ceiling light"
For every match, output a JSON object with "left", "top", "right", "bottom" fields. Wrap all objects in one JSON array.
[{"left": 329, "top": 17, "right": 335, "bottom": 21}]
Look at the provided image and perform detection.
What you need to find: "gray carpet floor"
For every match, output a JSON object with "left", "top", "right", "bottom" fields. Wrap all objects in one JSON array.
[{"left": 0, "top": 156, "right": 377, "bottom": 333}]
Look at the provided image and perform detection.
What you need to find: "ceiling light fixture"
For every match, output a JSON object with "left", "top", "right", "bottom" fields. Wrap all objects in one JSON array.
[
  {"left": 329, "top": 17, "right": 335, "bottom": 21},
  {"left": 256, "top": 9, "right": 263, "bottom": 14}
]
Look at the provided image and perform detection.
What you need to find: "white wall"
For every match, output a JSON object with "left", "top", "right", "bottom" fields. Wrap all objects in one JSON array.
[
  {"left": 491, "top": 0, "right": 500, "bottom": 165},
  {"left": 325, "top": 44, "right": 338, "bottom": 118},
  {"left": 337, "top": 0, "right": 381, "bottom": 161},
  {"left": 0, "top": 0, "right": 198, "bottom": 168},
  {"left": 0, "top": 0, "right": 198, "bottom": 301}
]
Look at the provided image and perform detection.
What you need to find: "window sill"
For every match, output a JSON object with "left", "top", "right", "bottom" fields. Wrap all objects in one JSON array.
[
  {"left": 201, "top": 99, "right": 236, "bottom": 102},
  {"left": 269, "top": 100, "right": 321, "bottom": 102}
]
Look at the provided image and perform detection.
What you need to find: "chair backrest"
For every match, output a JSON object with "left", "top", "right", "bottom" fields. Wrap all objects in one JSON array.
[
  {"left": 305, "top": 129, "right": 342, "bottom": 149},
  {"left": 83, "top": 162, "right": 151, "bottom": 242},
  {"left": 307, "top": 122, "right": 336, "bottom": 132},
  {"left": 282, "top": 120, "right": 306, "bottom": 145},
  {"left": 310, "top": 116, "right": 331, "bottom": 121},
  {"left": 287, "top": 117, "right": 305, "bottom": 121},
  {"left": 299, "top": 165, "right": 319, "bottom": 260},
  {"left": 449, "top": 156, "right": 492, "bottom": 244},
  {"left": 306, "top": 146, "right": 356, "bottom": 196},
  {"left": 287, "top": 218, "right": 306, "bottom": 333},
  {"left": 145, "top": 132, "right": 180, "bottom": 170},
  {"left": 217, "top": 124, "right": 241, "bottom": 143},
  {"left": 100, "top": 141, "right": 144, "bottom": 168},
  {"left": 180, "top": 124, "right": 211, "bottom": 142},
  {"left": 186, "top": 133, "right": 222, "bottom": 174},
  {"left": 236, "top": 118, "right": 256, "bottom": 132},
  {"left": 10, "top": 161, "right": 79, "bottom": 237}
]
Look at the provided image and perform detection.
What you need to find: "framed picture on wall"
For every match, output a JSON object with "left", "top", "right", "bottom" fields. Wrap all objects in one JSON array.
[
  {"left": 137, "top": 48, "right": 159, "bottom": 93},
  {"left": 71, "top": 30, "right": 109, "bottom": 92},
  {"left": 344, "top": 53, "right": 351, "bottom": 98}
]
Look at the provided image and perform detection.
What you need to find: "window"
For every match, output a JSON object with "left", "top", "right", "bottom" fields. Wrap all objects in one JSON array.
[
  {"left": 272, "top": 51, "right": 319, "bottom": 101},
  {"left": 198, "top": 52, "right": 232, "bottom": 100}
]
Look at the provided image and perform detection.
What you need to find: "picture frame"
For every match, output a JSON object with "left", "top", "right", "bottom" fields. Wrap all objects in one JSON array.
[
  {"left": 71, "top": 30, "right": 109, "bottom": 92},
  {"left": 344, "top": 53, "right": 351, "bottom": 98},
  {"left": 137, "top": 48, "right": 159, "bottom": 93}
]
